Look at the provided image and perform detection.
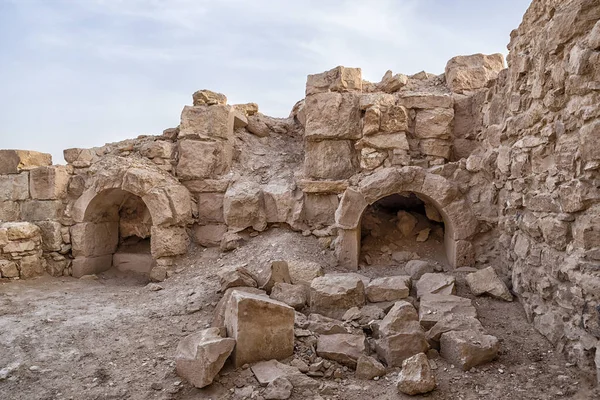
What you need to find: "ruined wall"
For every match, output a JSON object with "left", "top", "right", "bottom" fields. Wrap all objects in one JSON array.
[{"left": 477, "top": 0, "right": 600, "bottom": 375}]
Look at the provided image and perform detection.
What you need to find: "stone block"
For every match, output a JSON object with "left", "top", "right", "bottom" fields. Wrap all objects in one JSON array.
[
  {"left": 310, "top": 273, "right": 366, "bottom": 319},
  {"left": 398, "top": 93, "right": 453, "bottom": 109},
  {"left": 287, "top": 259, "right": 324, "bottom": 286},
  {"left": 304, "top": 140, "right": 357, "bottom": 180},
  {"left": 359, "top": 132, "right": 409, "bottom": 150},
  {"left": 192, "top": 90, "right": 227, "bottom": 106},
  {"left": 30, "top": 166, "right": 70, "bottom": 200},
  {"left": 426, "top": 314, "right": 485, "bottom": 343},
  {"left": 335, "top": 188, "right": 367, "bottom": 230},
  {"left": 270, "top": 282, "right": 307, "bottom": 310},
  {"left": 19, "top": 254, "right": 45, "bottom": 278},
  {"left": 304, "top": 193, "right": 338, "bottom": 227},
  {"left": 139, "top": 140, "right": 175, "bottom": 159},
  {"left": 419, "top": 294, "right": 477, "bottom": 329},
  {"left": 150, "top": 225, "right": 189, "bottom": 258},
  {"left": 3, "top": 221, "right": 40, "bottom": 240},
  {"left": 397, "top": 353, "right": 436, "bottom": 395},
  {"left": 316, "top": 333, "right": 366, "bottom": 367},
  {"left": 0, "top": 201, "right": 20, "bottom": 221},
  {"left": 0, "top": 260, "right": 19, "bottom": 278},
  {"left": 177, "top": 139, "right": 232, "bottom": 179},
  {"left": 306, "top": 66, "right": 362, "bottom": 95},
  {"left": 465, "top": 267, "right": 512, "bottom": 301},
  {"left": 415, "top": 273, "right": 456, "bottom": 299},
  {"left": 262, "top": 182, "right": 301, "bottom": 224},
  {"left": 193, "top": 224, "right": 227, "bottom": 247},
  {"left": 419, "top": 139, "right": 452, "bottom": 159},
  {"left": 20, "top": 200, "right": 63, "bottom": 221},
  {"left": 366, "top": 276, "right": 411, "bottom": 302},
  {"left": 71, "top": 222, "right": 118, "bottom": 257},
  {"left": 223, "top": 181, "right": 267, "bottom": 232},
  {"left": 224, "top": 291, "right": 295, "bottom": 367},
  {"left": 297, "top": 180, "right": 348, "bottom": 194},
  {"left": 415, "top": 108, "right": 454, "bottom": 139},
  {"left": 72, "top": 255, "right": 112, "bottom": 278},
  {"left": 196, "top": 192, "right": 224, "bottom": 223},
  {"left": 378, "top": 301, "right": 419, "bottom": 337},
  {"left": 440, "top": 330, "right": 499, "bottom": 370},
  {"left": 175, "top": 327, "right": 235, "bottom": 388},
  {"left": 0, "top": 150, "right": 52, "bottom": 174},
  {"left": 375, "top": 320, "right": 430, "bottom": 367},
  {"left": 304, "top": 92, "right": 361, "bottom": 140},
  {"left": 179, "top": 105, "right": 234, "bottom": 140},
  {"left": 3, "top": 239, "right": 36, "bottom": 253},
  {"left": 445, "top": 53, "right": 504, "bottom": 93},
  {"left": 0, "top": 173, "right": 29, "bottom": 201},
  {"left": 580, "top": 120, "right": 600, "bottom": 162},
  {"left": 35, "top": 221, "right": 63, "bottom": 251},
  {"left": 380, "top": 104, "right": 409, "bottom": 133},
  {"left": 307, "top": 313, "right": 347, "bottom": 335},
  {"left": 217, "top": 265, "right": 258, "bottom": 292},
  {"left": 355, "top": 355, "right": 386, "bottom": 380},
  {"left": 405, "top": 260, "right": 434, "bottom": 280}
]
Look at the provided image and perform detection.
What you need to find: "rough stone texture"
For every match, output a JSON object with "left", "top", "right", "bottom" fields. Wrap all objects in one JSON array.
[
  {"left": 217, "top": 266, "right": 257, "bottom": 292},
  {"left": 306, "top": 66, "right": 362, "bottom": 95},
  {"left": 397, "top": 353, "right": 436, "bottom": 395},
  {"left": 427, "top": 314, "right": 485, "bottom": 343},
  {"left": 270, "top": 282, "right": 307, "bottom": 310},
  {"left": 0, "top": 150, "right": 52, "bottom": 174},
  {"left": 264, "top": 376, "right": 293, "bottom": 400},
  {"left": 366, "top": 276, "right": 410, "bottom": 302},
  {"left": 375, "top": 320, "right": 430, "bottom": 367},
  {"left": 355, "top": 355, "right": 386, "bottom": 380},
  {"left": 304, "top": 92, "right": 360, "bottom": 140},
  {"left": 310, "top": 273, "right": 366, "bottom": 319},
  {"left": 465, "top": 267, "right": 512, "bottom": 301},
  {"left": 378, "top": 301, "right": 419, "bottom": 337},
  {"left": 415, "top": 273, "right": 456, "bottom": 299},
  {"left": 307, "top": 313, "right": 347, "bottom": 335},
  {"left": 419, "top": 294, "right": 477, "bottom": 329},
  {"left": 440, "top": 330, "right": 500, "bottom": 371},
  {"left": 405, "top": 260, "right": 435, "bottom": 280},
  {"left": 224, "top": 290, "right": 295, "bottom": 367},
  {"left": 258, "top": 260, "right": 292, "bottom": 293},
  {"left": 316, "top": 333, "right": 366, "bottom": 367},
  {"left": 304, "top": 140, "right": 357, "bottom": 180},
  {"left": 445, "top": 53, "right": 504, "bottom": 93},
  {"left": 175, "top": 327, "right": 235, "bottom": 388},
  {"left": 223, "top": 181, "right": 267, "bottom": 232},
  {"left": 30, "top": 166, "right": 70, "bottom": 200},
  {"left": 287, "top": 260, "right": 324, "bottom": 286},
  {"left": 150, "top": 225, "right": 189, "bottom": 258}
]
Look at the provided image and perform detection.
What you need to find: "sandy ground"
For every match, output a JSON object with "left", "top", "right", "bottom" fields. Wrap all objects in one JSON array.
[{"left": 0, "top": 227, "right": 598, "bottom": 400}]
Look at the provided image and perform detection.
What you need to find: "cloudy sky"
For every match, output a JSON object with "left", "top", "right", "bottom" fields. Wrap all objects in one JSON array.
[{"left": 0, "top": 0, "right": 531, "bottom": 163}]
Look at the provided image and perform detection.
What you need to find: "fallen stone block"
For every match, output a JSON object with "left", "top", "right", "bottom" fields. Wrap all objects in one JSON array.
[
  {"left": 310, "top": 273, "right": 366, "bottom": 319},
  {"left": 316, "top": 333, "right": 366, "bottom": 368},
  {"left": 259, "top": 260, "right": 292, "bottom": 293},
  {"left": 264, "top": 376, "right": 293, "bottom": 400},
  {"left": 375, "top": 321, "right": 430, "bottom": 367},
  {"left": 225, "top": 291, "right": 295, "bottom": 367},
  {"left": 355, "top": 355, "right": 386, "bottom": 380},
  {"left": 440, "top": 330, "right": 499, "bottom": 371},
  {"left": 175, "top": 327, "right": 235, "bottom": 388},
  {"left": 404, "top": 260, "right": 434, "bottom": 280},
  {"left": 418, "top": 294, "right": 477, "bottom": 329},
  {"left": 343, "top": 305, "right": 385, "bottom": 326},
  {"left": 465, "top": 266, "right": 513, "bottom": 301},
  {"left": 287, "top": 260, "right": 324, "bottom": 286},
  {"left": 396, "top": 211, "right": 417, "bottom": 236},
  {"left": 366, "top": 276, "right": 411, "bottom": 302},
  {"left": 307, "top": 313, "right": 347, "bottom": 335},
  {"left": 217, "top": 265, "right": 257, "bottom": 292},
  {"left": 251, "top": 359, "right": 319, "bottom": 391},
  {"left": 378, "top": 301, "right": 419, "bottom": 337},
  {"left": 270, "top": 282, "right": 308, "bottom": 310},
  {"left": 0, "top": 150, "right": 52, "bottom": 174},
  {"left": 426, "top": 314, "right": 486, "bottom": 344},
  {"left": 397, "top": 352, "right": 436, "bottom": 395},
  {"left": 415, "top": 273, "right": 456, "bottom": 299}
]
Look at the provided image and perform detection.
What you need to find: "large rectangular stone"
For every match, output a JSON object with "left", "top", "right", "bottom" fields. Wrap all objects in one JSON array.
[
  {"left": 20, "top": 200, "right": 63, "bottom": 221},
  {"left": 197, "top": 192, "right": 224, "bottom": 223},
  {"left": 178, "top": 105, "right": 234, "bottom": 140},
  {"left": 177, "top": 139, "right": 232, "bottom": 180},
  {"left": 36, "top": 221, "right": 63, "bottom": 251},
  {"left": 0, "top": 150, "right": 52, "bottom": 174},
  {"left": 304, "top": 92, "right": 361, "bottom": 140},
  {"left": 70, "top": 222, "right": 118, "bottom": 257},
  {"left": 0, "top": 201, "right": 20, "bottom": 221},
  {"left": 224, "top": 290, "right": 295, "bottom": 367},
  {"left": 150, "top": 225, "right": 189, "bottom": 258},
  {"left": 304, "top": 140, "right": 357, "bottom": 180},
  {"left": 414, "top": 108, "right": 454, "bottom": 139},
  {"left": 30, "top": 166, "right": 70, "bottom": 200},
  {"left": 306, "top": 66, "right": 362, "bottom": 95},
  {"left": 0, "top": 172, "right": 29, "bottom": 201},
  {"left": 72, "top": 255, "right": 112, "bottom": 278}
]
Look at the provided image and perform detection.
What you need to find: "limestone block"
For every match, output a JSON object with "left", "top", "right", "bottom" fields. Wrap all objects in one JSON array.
[
  {"left": 307, "top": 313, "right": 347, "bottom": 335},
  {"left": 454, "top": 240, "right": 476, "bottom": 267},
  {"left": 196, "top": 192, "right": 224, "bottom": 223},
  {"left": 246, "top": 113, "right": 272, "bottom": 137},
  {"left": 0, "top": 260, "right": 19, "bottom": 278},
  {"left": 139, "top": 140, "right": 175, "bottom": 159},
  {"left": 192, "top": 89, "right": 227, "bottom": 106},
  {"left": 405, "top": 260, "right": 435, "bottom": 280},
  {"left": 19, "top": 254, "right": 45, "bottom": 278},
  {"left": 445, "top": 53, "right": 505, "bottom": 93},
  {"left": 304, "top": 140, "right": 357, "bottom": 180},
  {"left": 573, "top": 214, "right": 600, "bottom": 250},
  {"left": 397, "top": 353, "right": 436, "bottom": 395},
  {"left": 233, "top": 102, "right": 259, "bottom": 117},
  {"left": 0, "top": 173, "right": 29, "bottom": 201},
  {"left": 419, "top": 294, "right": 477, "bottom": 329},
  {"left": 304, "top": 92, "right": 361, "bottom": 140},
  {"left": 182, "top": 178, "right": 230, "bottom": 193},
  {"left": 316, "top": 333, "right": 366, "bottom": 367},
  {"left": 251, "top": 359, "right": 318, "bottom": 390},
  {"left": 264, "top": 377, "right": 292, "bottom": 399},
  {"left": 304, "top": 193, "right": 338, "bottom": 227},
  {"left": 20, "top": 200, "right": 63, "bottom": 221},
  {"left": 258, "top": 260, "right": 292, "bottom": 293},
  {"left": 310, "top": 273, "right": 366, "bottom": 319},
  {"left": 306, "top": 66, "right": 362, "bottom": 95},
  {"left": 223, "top": 181, "right": 267, "bottom": 232},
  {"left": 0, "top": 201, "right": 20, "bottom": 221},
  {"left": 397, "top": 211, "right": 418, "bottom": 237},
  {"left": 217, "top": 265, "right": 258, "bottom": 292},
  {"left": 71, "top": 222, "right": 118, "bottom": 257},
  {"left": 211, "top": 287, "right": 267, "bottom": 328},
  {"left": 440, "top": 330, "right": 499, "bottom": 370},
  {"left": 3, "top": 239, "right": 36, "bottom": 253},
  {"left": 375, "top": 320, "right": 430, "bottom": 367},
  {"left": 415, "top": 108, "right": 454, "bottom": 139},
  {"left": 193, "top": 224, "right": 227, "bottom": 247},
  {"left": 359, "top": 132, "right": 409, "bottom": 150},
  {"left": 415, "top": 273, "right": 456, "bottom": 299},
  {"left": 419, "top": 139, "right": 452, "bottom": 159},
  {"left": 580, "top": 120, "right": 600, "bottom": 162},
  {"left": 179, "top": 105, "right": 234, "bottom": 140},
  {"left": 35, "top": 221, "right": 63, "bottom": 251},
  {"left": 150, "top": 225, "right": 189, "bottom": 258},
  {"left": 398, "top": 93, "right": 453, "bottom": 109},
  {"left": 442, "top": 199, "right": 478, "bottom": 240},
  {"left": 287, "top": 260, "right": 324, "bottom": 286},
  {"left": 297, "top": 180, "right": 348, "bottom": 194},
  {"left": 224, "top": 291, "right": 295, "bottom": 367},
  {"left": 366, "top": 276, "right": 411, "bottom": 302},
  {"left": 175, "top": 327, "right": 235, "bottom": 388},
  {"left": 465, "top": 267, "right": 513, "bottom": 301},
  {"left": 0, "top": 150, "right": 51, "bottom": 174},
  {"left": 362, "top": 107, "right": 380, "bottom": 135},
  {"left": 177, "top": 139, "right": 232, "bottom": 179},
  {"left": 378, "top": 301, "right": 419, "bottom": 337},
  {"left": 262, "top": 182, "right": 300, "bottom": 224},
  {"left": 30, "top": 166, "right": 70, "bottom": 200},
  {"left": 426, "top": 314, "right": 485, "bottom": 343},
  {"left": 378, "top": 70, "right": 408, "bottom": 93},
  {"left": 355, "top": 355, "right": 386, "bottom": 380},
  {"left": 380, "top": 104, "right": 409, "bottom": 133},
  {"left": 335, "top": 188, "right": 367, "bottom": 230},
  {"left": 270, "top": 282, "right": 308, "bottom": 310},
  {"left": 3, "top": 221, "right": 40, "bottom": 240}
]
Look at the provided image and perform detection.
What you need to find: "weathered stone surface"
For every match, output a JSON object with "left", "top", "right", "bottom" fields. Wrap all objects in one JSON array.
[
  {"left": 258, "top": 260, "right": 292, "bottom": 293},
  {"left": 233, "top": 102, "right": 259, "bottom": 117},
  {"left": 415, "top": 273, "right": 456, "bottom": 299},
  {"left": 0, "top": 173, "right": 29, "bottom": 201},
  {"left": 30, "top": 166, "right": 70, "bottom": 200},
  {"left": 396, "top": 211, "right": 417, "bottom": 237},
  {"left": 310, "top": 273, "right": 366, "bottom": 319},
  {"left": 427, "top": 314, "right": 485, "bottom": 343},
  {"left": 246, "top": 113, "right": 272, "bottom": 137},
  {"left": 0, "top": 150, "right": 51, "bottom": 174},
  {"left": 378, "top": 301, "right": 419, "bottom": 337},
  {"left": 150, "top": 225, "right": 189, "bottom": 258},
  {"left": 360, "top": 132, "right": 409, "bottom": 150},
  {"left": 223, "top": 181, "right": 267, "bottom": 232},
  {"left": 177, "top": 139, "right": 232, "bottom": 179},
  {"left": 71, "top": 222, "right": 118, "bottom": 257},
  {"left": 192, "top": 89, "right": 227, "bottom": 106},
  {"left": 175, "top": 327, "right": 235, "bottom": 388},
  {"left": 0, "top": 201, "right": 20, "bottom": 221},
  {"left": 36, "top": 221, "right": 63, "bottom": 251},
  {"left": 20, "top": 200, "right": 62, "bottom": 221},
  {"left": 18, "top": 255, "right": 45, "bottom": 278},
  {"left": 440, "top": 330, "right": 499, "bottom": 371},
  {"left": 307, "top": 313, "right": 347, "bottom": 335},
  {"left": 465, "top": 267, "right": 512, "bottom": 301},
  {"left": 304, "top": 140, "right": 357, "bottom": 180},
  {"left": 415, "top": 108, "right": 454, "bottom": 139},
  {"left": 270, "top": 282, "right": 307, "bottom": 310},
  {"left": 224, "top": 291, "right": 295, "bottom": 367},
  {"left": 397, "top": 353, "right": 436, "bottom": 395},
  {"left": 419, "top": 294, "right": 477, "bottom": 329},
  {"left": 297, "top": 180, "right": 348, "bottom": 194},
  {"left": 264, "top": 376, "right": 293, "bottom": 400},
  {"left": 316, "top": 333, "right": 366, "bottom": 367},
  {"left": 193, "top": 224, "right": 227, "bottom": 247},
  {"left": 179, "top": 105, "right": 234, "bottom": 140},
  {"left": 305, "top": 92, "right": 361, "bottom": 140},
  {"left": 378, "top": 70, "right": 408, "bottom": 93},
  {"left": 212, "top": 287, "right": 266, "bottom": 328},
  {"left": 287, "top": 260, "right": 324, "bottom": 286},
  {"left": 355, "top": 355, "right": 386, "bottom": 380},
  {"left": 398, "top": 93, "right": 453, "bottom": 109},
  {"left": 217, "top": 266, "right": 257, "bottom": 292},
  {"left": 445, "top": 53, "right": 504, "bottom": 93},
  {"left": 366, "top": 276, "right": 411, "bottom": 302},
  {"left": 251, "top": 359, "right": 318, "bottom": 390},
  {"left": 375, "top": 320, "right": 430, "bottom": 367},
  {"left": 306, "top": 66, "right": 362, "bottom": 95},
  {"left": 0, "top": 260, "right": 19, "bottom": 278}
]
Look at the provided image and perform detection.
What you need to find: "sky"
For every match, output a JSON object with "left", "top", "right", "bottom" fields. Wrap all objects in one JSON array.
[{"left": 0, "top": 0, "right": 531, "bottom": 164}]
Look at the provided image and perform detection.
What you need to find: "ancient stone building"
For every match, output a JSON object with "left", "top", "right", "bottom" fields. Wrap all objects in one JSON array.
[{"left": 0, "top": 0, "right": 599, "bottom": 381}]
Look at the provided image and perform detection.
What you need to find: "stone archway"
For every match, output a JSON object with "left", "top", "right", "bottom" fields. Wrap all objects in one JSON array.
[
  {"left": 334, "top": 167, "right": 478, "bottom": 269},
  {"left": 70, "top": 157, "right": 193, "bottom": 278}
]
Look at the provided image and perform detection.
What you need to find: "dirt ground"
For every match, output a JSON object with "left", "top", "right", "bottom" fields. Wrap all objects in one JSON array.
[{"left": 1, "top": 227, "right": 598, "bottom": 400}]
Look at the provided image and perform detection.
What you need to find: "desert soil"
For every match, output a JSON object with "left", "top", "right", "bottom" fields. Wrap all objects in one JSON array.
[{"left": 0, "top": 227, "right": 598, "bottom": 400}]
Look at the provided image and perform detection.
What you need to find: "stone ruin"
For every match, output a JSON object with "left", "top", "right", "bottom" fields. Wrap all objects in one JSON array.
[{"left": 1, "top": 0, "right": 599, "bottom": 393}]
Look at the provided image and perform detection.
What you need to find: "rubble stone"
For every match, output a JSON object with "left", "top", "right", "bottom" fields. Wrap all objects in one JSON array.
[
  {"left": 355, "top": 355, "right": 386, "bottom": 380},
  {"left": 270, "top": 282, "right": 307, "bottom": 310},
  {"left": 397, "top": 353, "right": 436, "bottom": 395},
  {"left": 415, "top": 273, "right": 456, "bottom": 299},
  {"left": 465, "top": 267, "right": 513, "bottom": 301},
  {"left": 418, "top": 294, "right": 477, "bottom": 329},
  {"left": 310, "top": 273, "right": 366, "bottom": 319},
  {"left": 316, "top": 333, "right": 366, "bottom": 368},
  {"left": 440, "top": 330, "right": 499, "bottom": 370},
  {"left": 366, "top": 276, "right": 411, "bottom": 302}
]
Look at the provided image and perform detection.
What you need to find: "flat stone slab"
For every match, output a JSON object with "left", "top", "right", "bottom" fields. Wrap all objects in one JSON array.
[{"left": 418, "top": 294, "right": 477, "bottom": 329}]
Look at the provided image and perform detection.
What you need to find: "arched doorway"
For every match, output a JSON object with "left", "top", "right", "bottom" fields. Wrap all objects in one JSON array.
[
  {"left": 335, "top": 167, "right": 478, "bottom": 269},
  {"left": 70, "top": 188, "right": 155, "bottom": 278}
]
